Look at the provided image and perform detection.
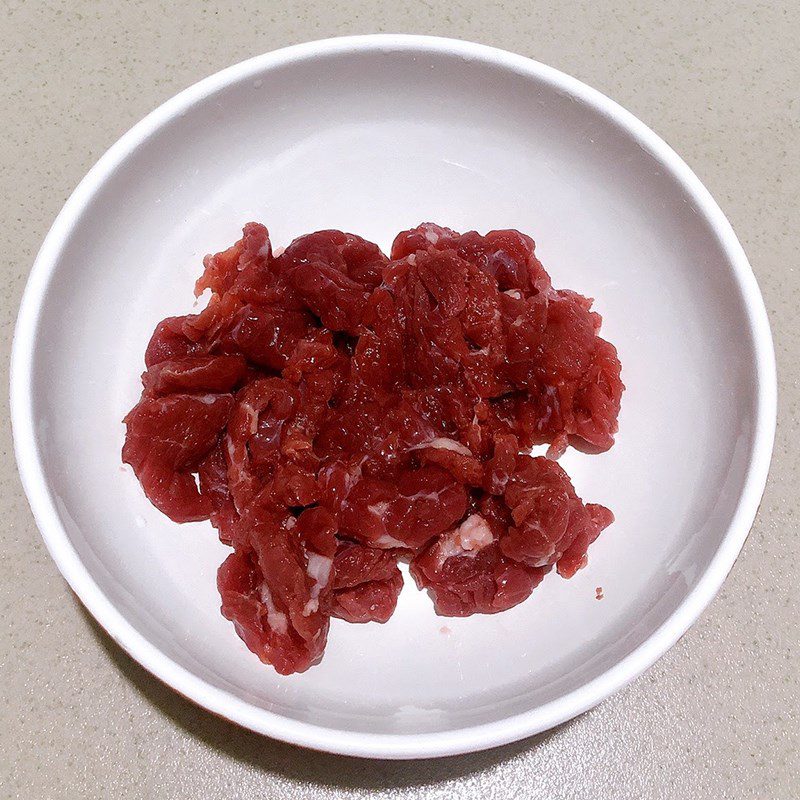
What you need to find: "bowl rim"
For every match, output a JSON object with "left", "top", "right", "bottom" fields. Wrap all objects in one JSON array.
[{"left": 10, "top": 33, "right": 777, "bottom": 760}]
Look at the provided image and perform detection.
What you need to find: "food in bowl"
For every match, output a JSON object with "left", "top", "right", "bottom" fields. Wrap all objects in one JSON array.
[{"left": 122, "top": 222, "right": 623, "bottom": 674}]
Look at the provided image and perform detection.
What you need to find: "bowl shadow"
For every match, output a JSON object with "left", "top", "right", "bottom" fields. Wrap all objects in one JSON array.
[{"left": 77, "top": 600, "right": 567, "bottom": 789}]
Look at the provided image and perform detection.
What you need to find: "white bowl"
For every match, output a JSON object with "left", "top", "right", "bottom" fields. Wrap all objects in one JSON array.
[{"left": 11, "top": 35, "right": 776, "bottom": 759}]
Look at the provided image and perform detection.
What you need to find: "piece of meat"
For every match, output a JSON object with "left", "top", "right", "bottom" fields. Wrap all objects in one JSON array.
[
  {"left": 392, "top": 223, "right": 551, "bottom": 295},
  {"left": 352, "top": 286, "right": 407, "bottom": 397},
  {"left": 482, "top": 433, "right": 519, "bottom": 495},
  {"left": 557, "top": 502, "right": 615, "bottom": 579},
  {"left": 276, "top": 230, "right": 388, "bottom": 333},
  {"left": 197, "top": 442, "right": 239, "bottom": 545},
  {"left": 456, "top": 229, "right": 552, "bottom": 295},
  {"left": 411, "top": 436, "right": 484, "bottom": 486},
  {"left": 410, "top": 509, "right": 548, "bottom": 616},
  {"left": 224, "top": 377, "right": 321, "bottom": 512},
  {"left": 217, "top": 303, "right": 317, "bottom": 370},
  {"left": 282, "top": 332, "right": 350, "bottom": 455},
  {"left": 328, "top": 542, "right": 404, "bottom": 623},
  {"left": 144, "top": 316, "right": 204, "bottom": 368},
  {"left": 572, "top": 337, "right": 624, "bottom": 452},
  {"left": 142, "top": 354, "right": 248, "bottom": 396},
  {"left": 330, "top": 571, "right": 404, "bottom": 624},
  {"left": 282, "top": 229, "right": 388, "bottom": 290},
  {"left": 217, "top": 507, "right": 337, "bottom": 674},
  {"left": 224, "top": 378, "right": 296, "bottom": 511},
  {"left": 375, "top": 246, "right": 510, "bottom": 400},
  {"left": 390, "top": 222, "right": 462, "bottom": 259},
  {"left": 500, "top": 287, "right": 624, "bottom": 453},
  {"left": 498, "top": 455, "right": 614, "bottom": 577},
  {"left": 123, "top": 392, "right": 234, "bottom": 522},
  {"left": 195, "top": 221, "right": 273, "bottom": 298},
  {"left": 314, "top": 389, "right": 438, "bottom": 478},
  {"left": 338, "top": 465, "right": 468, "bottom": 550}
]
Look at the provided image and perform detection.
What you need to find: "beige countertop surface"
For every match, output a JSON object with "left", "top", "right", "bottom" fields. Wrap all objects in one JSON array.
[{"left": 1, "top": 2, "right": 798, "bottom": 798}]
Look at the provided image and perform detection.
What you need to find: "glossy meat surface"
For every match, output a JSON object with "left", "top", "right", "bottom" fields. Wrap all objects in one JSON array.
[{"left": 124, "top": 222, "right": 622, "bottom": 673}]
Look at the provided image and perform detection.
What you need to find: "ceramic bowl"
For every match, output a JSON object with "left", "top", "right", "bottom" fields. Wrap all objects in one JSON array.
[{"left": 11, "top": 35, "right": 776, "bottom": 759}]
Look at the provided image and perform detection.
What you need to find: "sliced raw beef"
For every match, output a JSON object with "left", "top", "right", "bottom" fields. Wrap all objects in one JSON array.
[{"left": 125, "top": 222, "right": 623, "bottom": 673}]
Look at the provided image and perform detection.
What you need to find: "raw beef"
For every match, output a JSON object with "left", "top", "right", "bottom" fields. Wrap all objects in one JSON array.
[
  {"left": 124, "top": 221, "right": 623, "bottom": 673},
  {"left": 329, "top": 542, "right": 404, "bottom": 623}
]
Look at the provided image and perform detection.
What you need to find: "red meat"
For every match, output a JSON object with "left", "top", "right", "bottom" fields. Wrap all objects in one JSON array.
[
  {"left": 410, "top": 503, "right": 548, "bottom": 616},
  {"left": 124, "top": 222, "right": 623, "bottom": 673},
  {"left": 123, "top": 392, "right": 234, "bottom": 522},
  {"left": 144, "top": 316, "right": 203, "bottom": 368},
  {"left": 142, "top": 354, "right": 248, "bottom": 396},
  {"left": 218, "top": 507, "right": 337, "bottom": 674},
  {"left": 338, "top": 465, "right": 468, "bottom": 550},
  {"left": 197, "top": 442, "right": 239, "bottom": 545},
  {"left": 329, "top": 542, "right": 404, "bottom": 623},
  {"left": 276, "top": 230, "right": 389, "bottom": 333},
  {"left": 498, "top": 455, "right": 614, "bottom": 577}
]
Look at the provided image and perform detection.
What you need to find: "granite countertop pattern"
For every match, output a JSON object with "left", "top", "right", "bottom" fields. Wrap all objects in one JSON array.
[{"left": 1, "top": 2, "right": 797, "bottom": 798}]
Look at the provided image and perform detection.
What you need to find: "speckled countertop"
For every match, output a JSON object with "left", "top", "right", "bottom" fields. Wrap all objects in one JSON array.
[{"left": 1, "top": 2, "right": 798, "bottom": 798}]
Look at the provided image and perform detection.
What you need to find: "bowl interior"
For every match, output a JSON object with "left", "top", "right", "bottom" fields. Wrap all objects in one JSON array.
[{"left": 22, "top": 41, "right": 763, "bottom": 748}]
